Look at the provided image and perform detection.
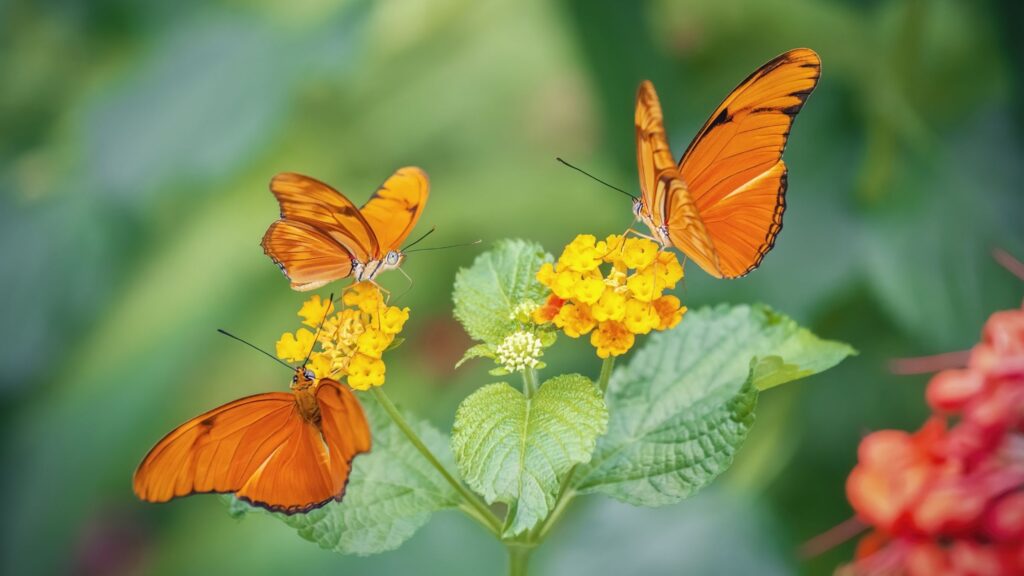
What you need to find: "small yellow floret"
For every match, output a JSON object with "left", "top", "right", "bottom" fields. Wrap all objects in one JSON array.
[
  {"left": 357, "top": 328, "right": 392, "bottom": 359},
  {"left": 380, "top": 306, "right": 410, "bottom": 335},
  {"left": 654, "top": 251, "right": 684, "bottom": 287},
  {"left": 551, "top": 269, "right": 583, "bottom": 300},
  {"left": 536, "top": 262, "right": 556, "bottom": 287},
  {"left": 653, "top": 296, "right": 687, "bottom": 330},
  {"left": 591, "top": 290, "right": 627, "bottom": 322},
  {"left": 623, "top": 299, "right": 661, "bottom": 335},
  {"left": 626, "top": 268, "right": 665, "bottom": 302},
  {"left": 621, "top": 238, "right": 659, "bottom": 270},
  {"left": 347, "top": 353, "right": 386, "bottom": 390},
  {"left": 276, "top": 328, "right": 316, "bottom": 362},
  {"left": 343, "top": 281, "right": 384, "bottom": 314},
  {"left": 298, "top": 295, "right": 335, "bottom": 328},
  {"left": 554, "top": 302, "right": 596, "bottom": 338},
  {"left": 557, "top": 234, "right": 602, "bottom": 272},
  {"left": 574, "top": 274, "right": 606, "bottom": 304},
  {"left": 590, "top": 321, "right": 635, "bottom": 358}
]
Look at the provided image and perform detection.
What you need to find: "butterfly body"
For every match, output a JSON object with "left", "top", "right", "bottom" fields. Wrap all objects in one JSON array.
[
  {"left": 290, "top": 367, "right": 323, "bottom": 422},
  {"left": 262, "top": 168, "right": 429, "bottom": 291},
  {"left": 352, "top": 250, "right": 404, "bottom": 283},
  {"left": 633, "top": 48, "right": 820, "bottom": 278},
  {"left": 133, "top": 367, "right": 371, "bottom": 514},
  {"left": 632, "top": 193, "right": 672, "bottom": 247}
]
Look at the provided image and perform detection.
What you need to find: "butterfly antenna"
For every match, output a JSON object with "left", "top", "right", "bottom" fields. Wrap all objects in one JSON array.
[
  {"left": 556, "top": 157, "right": 636, "bottom": 200},
  {"left": 405, "top": 239, "right": 482, "bottom": 254},
  {"left": 216, "top": 329, "right": 293, "bottom": 372},
  {"left": 402, "top": 226, "right": 437, "bottom": 251},
  {"left": 302, "top": 293, "right": 335, "bottom": 369}
]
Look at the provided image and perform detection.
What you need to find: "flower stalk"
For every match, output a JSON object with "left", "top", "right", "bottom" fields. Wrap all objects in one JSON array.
[
  {"left": 507, "top": 543, "right": 532, "bottom": 576},
  {"left": 522, "top": 367, "right": 538, "bottom": 397},
  {"left": 370, "top": 387, "right": 503, "bottom": 535}
]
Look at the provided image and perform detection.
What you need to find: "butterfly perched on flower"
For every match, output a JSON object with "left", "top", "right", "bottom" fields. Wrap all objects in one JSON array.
[
  {"left": 632, "top": 48, "right": 821, "bottom": 278},
  {"left": 133, "top": 332, "right": 372, "bottom": 513},
  {"left": 262, "top": 168, "right": 429, "bottom": 291}
]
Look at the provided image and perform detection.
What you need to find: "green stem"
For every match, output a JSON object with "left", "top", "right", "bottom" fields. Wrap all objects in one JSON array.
[
  {"left": 507, "top": 544, "right": 532, "bottom": 576},
  {"left": 537, "top": 483, "right": 575, "bottom": 541},
  {"left": 370, "top": 387, "right": 503, "bottom": 535},
  {"left": 522, "top": 367, "right": 538, "bottom": 397},
  {"left": 597, "top": 356, "right": 615, "bottom": 393}
]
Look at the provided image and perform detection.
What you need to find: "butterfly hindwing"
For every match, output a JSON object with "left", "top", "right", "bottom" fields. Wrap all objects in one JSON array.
[{"left": 262, "top": 219, "right": 356, "bottom": 292}]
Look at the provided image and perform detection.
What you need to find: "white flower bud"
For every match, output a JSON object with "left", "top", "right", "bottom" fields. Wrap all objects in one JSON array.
[
  {"left": 495, "top": 331, "right": 543, "bottom": 373},
  {"left": 509, "top": 300, "right": 539, "bottom": 322}
]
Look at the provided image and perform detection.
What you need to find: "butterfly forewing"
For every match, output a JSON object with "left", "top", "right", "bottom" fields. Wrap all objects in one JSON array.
[
  {"left": 133, "top": 380, "right": 371, "bottom": 514},
  {"left": 635, "top": 80, "right": 676, "bottom": 225},
  {"left": 358, "top": 167, "right": 430, "bottom": 253},
  {"left": 675, "top": 48, "right": 820, "bottom": 278},
  {"left": 133, "top": 393, "right": 295, "bottom": 504},
  {"left": 269, "top": 172, "right": 380, "bottom": 261}
]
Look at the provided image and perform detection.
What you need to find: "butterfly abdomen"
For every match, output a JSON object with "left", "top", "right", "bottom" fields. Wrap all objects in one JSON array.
[{"left": 294, "top": 389, "right": 322, "bottom": 426}]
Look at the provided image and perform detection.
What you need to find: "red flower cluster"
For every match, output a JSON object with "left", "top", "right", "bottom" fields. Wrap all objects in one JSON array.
[{"left": 844, "top": 305, "right": 1024, "bottom": 576}]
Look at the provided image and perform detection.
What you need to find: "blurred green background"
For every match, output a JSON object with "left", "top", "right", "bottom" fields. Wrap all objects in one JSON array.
[{"left": 2, "top": 0, "right": 1022, "bottom": 574}]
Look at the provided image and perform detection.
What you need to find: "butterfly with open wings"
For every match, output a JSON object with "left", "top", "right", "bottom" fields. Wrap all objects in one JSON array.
[
  {"left": 261, "top": 167, "right": 430, "bottom": 291},
  {"left": 133, "top": 361, "right": 371, "bottom": 514},
  {"left": 632, "top": 48, "right": 821, "bottom": 279}
]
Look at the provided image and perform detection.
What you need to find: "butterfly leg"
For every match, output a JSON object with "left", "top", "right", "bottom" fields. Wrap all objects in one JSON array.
[
  {"left": 362, "top": 281, "right": 393, "bottom": 331},
  {"left": 623, "top": 227, "right": 660, "bottom": 243},
  {"left": 334, "top": 281, "right": 363, "bottom": 305},
  {"left": 373, "top": 282, "right": 392, "bottom": 303},
  {"left": 390, "top": 267, "right": 415, "bottom": 305},
  {"left": 598, "top": 218, "right": 644, "bottom": 260}
]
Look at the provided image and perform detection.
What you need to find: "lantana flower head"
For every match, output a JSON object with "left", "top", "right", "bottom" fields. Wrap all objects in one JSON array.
[
  {"left": 276, "top": 282, "right": 410, "bottom": 391},
  {"left": 533, "top": 234, "right": 686, "bottom": 358}
]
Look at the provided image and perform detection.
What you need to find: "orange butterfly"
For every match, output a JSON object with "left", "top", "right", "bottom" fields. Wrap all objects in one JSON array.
[
  {"left": 262, "top": 167, "right": 429, "bottom": 291},
  {"left": 633, "top": 48, "right": 821, "bottom": 278},
  {"left": 133, "top": 362, "right": 371, "bottom": 514}
]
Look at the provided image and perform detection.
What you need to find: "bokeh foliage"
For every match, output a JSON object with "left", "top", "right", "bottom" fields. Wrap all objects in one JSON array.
[{"left": 1, "top": 0, "right": 1021, "bottom": 574}]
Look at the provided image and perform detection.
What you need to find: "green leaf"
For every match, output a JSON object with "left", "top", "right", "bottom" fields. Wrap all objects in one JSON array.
[
  {"left": 236, "top": 400, "right": 459, "bottom": 555},
  {"left": 455, "top": 343, "right": 495, "bottom": 369},
  {"left": 451, "top": 374, "right": 608, "bottom": 535},
  {"left": 574, "top": 304, "right": 854, "bottom": 507},
  {"left": 452, "top": 239, "right": 552, "bottom": 345}
]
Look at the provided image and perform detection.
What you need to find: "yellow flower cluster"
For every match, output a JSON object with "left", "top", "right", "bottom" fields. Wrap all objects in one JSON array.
[
  {"left": 533, "top": 234, "right": 686, "bottom": 358},
  {"left": 275, "top": 283, "right": 410, "bottom": 390}
]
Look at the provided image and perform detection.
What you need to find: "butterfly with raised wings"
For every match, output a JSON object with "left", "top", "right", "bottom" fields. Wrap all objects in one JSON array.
[
  {"left": 262, "top": 167, "right": 430, "bottom": 291},
  {"left": 632, "top": 48, "right": 821, "bottom": 278},
  {"left": 133, "top": 354, "right": 371, "bottom": 513}
]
